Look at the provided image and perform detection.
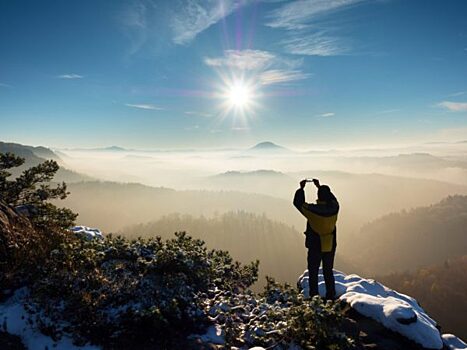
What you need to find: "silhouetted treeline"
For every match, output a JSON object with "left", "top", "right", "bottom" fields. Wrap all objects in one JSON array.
[
  {"left": 379, "top": 255, "right": 467, "bottom": 340},
  {"left": 347, "top": 195, "right": 467, "bottom": 275}
]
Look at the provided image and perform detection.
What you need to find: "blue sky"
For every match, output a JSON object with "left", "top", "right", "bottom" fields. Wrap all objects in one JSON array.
[{"left": 0, "top": 0, "right": 466, "bottom": 149}]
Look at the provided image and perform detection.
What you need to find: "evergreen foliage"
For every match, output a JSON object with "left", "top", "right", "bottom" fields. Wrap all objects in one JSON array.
[
  {"left": 200, "top": 276, "right": 355, "bottom": 349},
  {"left": 24, "top": 231, "right": 356, "bottom": 349},
  {"left": 27, "top": 232, "right": 259, "bottom": 348},
  {"left": 0, "top": 152, "right": 77, "bottom": 230},
  {"left": 123, "top": 212, "right": 306, "bottom": 288}
]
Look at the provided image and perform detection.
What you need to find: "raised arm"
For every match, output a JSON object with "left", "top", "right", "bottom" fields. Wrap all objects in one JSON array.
[{"left": 293, "top": 180, "right": 307, "bottom": 216}]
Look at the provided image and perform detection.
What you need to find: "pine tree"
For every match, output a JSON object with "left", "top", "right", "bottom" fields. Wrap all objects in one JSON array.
[{"left": 0, "top": 152, "right": 77, "bottom": 230}]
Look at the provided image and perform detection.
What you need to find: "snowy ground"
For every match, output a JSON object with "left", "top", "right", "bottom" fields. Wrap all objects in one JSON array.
[
  {"left": 298, "top": 269, "right": 466, "bottom": 350},
  {"left": 1, "top": 270, "right": 466, "bottom": 350},
  {"left": 0, "top": 288, "right": 100, "bottom": 350}
]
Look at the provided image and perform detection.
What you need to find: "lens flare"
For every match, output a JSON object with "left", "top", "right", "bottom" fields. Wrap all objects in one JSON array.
[
  {"left": 210, "top": 72, "right": 261, "bottom": 130},
  {"left": 227, "top": 83, "right": 252, "bottom": 108}
]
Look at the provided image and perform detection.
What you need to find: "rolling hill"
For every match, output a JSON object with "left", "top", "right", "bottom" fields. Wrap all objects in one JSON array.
[{"left": 0, "top": 141, "right": 92, "bottom": 183}]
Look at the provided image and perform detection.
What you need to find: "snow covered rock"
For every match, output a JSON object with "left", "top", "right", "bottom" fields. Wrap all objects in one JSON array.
[
  {"left": 443, "top": 334, "right": 467, "bottom": 350},
  {"left": 195, "top": 324, "right": 225, "bottom": 345},
  {"left": 298, "top": 269, "right": 464, "bottom": 350},
  {"left": 0, "top": 288, "right": 99, "bottom": 350},
  {"left": 70, "top": 225, "right": 103, "bottom": 240}
]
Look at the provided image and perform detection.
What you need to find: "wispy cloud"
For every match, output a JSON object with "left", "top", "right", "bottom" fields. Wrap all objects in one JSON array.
[
  {"left": 437, "top": 101, "right": 467, "bottom": 112},
  {"left": 57, "top": 74, "right": 83, "bottom": 79},
  {"left": 282, "top": 33, "right": 350, "bottom": 56},
  {"left": 372, "top": 108, "right": 400, "bottom": 116},
  {"left": 171, "top": 0, "right": 243, "bottom": 45},
  {"left": 121, "top": 1, "right": 148, "bottom": 55},
  {"left": 125, "top": 103, "right": 164, "bottom": 110},
  {"left": 448, "top": 91, "right": 466, "bottom": 97},
  {"left": 205, "top": 50, "right": 276, "bottom": 70},
  {"left": 185, "top": 111, "right": 213, "bottom": 117},
  {"left": 0, "top": 83, "right": 11, "bottom": 88},
  {"left": 266, "top": 0, "right": 365, "bottom": 30},
  {"left": 259, "top": 69, "right": 310, "bottom": 85},
  {"left": 205, "top": 49, "right": 309, "bottom": 85},
  {"left": 266, "top": 0, "right": 366, "bottom": 56},
  {"left": 317, "top": 112, "right": 335, "bottom": 117},
  {"left": 204, "top": 49, "right": 302, "bottom": 71}
]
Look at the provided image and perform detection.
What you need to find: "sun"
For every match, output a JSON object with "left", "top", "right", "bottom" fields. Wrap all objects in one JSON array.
[
  {"left": 213, "top": 75, "right": 260, "bottom": 127},
  {"left": 227, "top": 83, "right": 252, "bottom": 108}
]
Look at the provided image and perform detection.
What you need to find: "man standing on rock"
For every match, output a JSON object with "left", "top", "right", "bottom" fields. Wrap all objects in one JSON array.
[{"left": 293, "top": 178, "right": 339, "bottom": 300}]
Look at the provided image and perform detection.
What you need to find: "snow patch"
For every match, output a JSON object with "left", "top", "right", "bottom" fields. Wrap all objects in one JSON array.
[
  {"left": 71, "top": 225, "right": 103, "bottom": 240},
  {"left": 190, "top": 324, "right": 225, "bottom": 345},
  {"left": 298, "top": 269, "right": 445, "bottom": 349},
  {"left": 443, "top": 334, "right": 467, "bottom": 350},
  {"left": 0, "top": 288, "right": 100, "bottom": 350}
]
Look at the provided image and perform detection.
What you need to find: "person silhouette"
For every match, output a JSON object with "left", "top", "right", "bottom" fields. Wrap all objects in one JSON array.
[{"left": 293, "top": 179, "right": 339, "bottom": 300}]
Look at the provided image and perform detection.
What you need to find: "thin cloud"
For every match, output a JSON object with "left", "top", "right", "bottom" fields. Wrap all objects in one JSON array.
[
  {"left": 0, "top": 83, "right": 11, "bottom": 88},
  {"left": 266, "top": 0, "right": 365, "bottom": 30},
  {"left": 121, "top": 1, "right": 148, "bottom": 55},
  {"left": 372, "top": 108, "right": 400, "bottom": 116},
  {"left": 448, "top": 91, "right": 466, "bottom": 97},
  {"left": 125, "top": 103, "right": 164, "bottom": 110},
  {"left": 205, "top": 50, "right": 276, "bottom": 70},
  {"left": 259, "top": 69, "right": 310, "bottom": 85},
  {"left": 57, "top": 74, "right": 83, "bottom": 79},
  {"left": 437, "top": 101, "right": 467, "bottom": 112},
  {"left": 204, "top": 49, "right": 303, "bottom": 71},
  {"left": 185, "top": 111, "right": 213, "bottom": 117},
  {"left": 282, "top": 33, "right": 351, "bottom": 56},
  {"left": 171, "top": 0, "right": 244, "bottom": 45},
  {"left": 266, "top": 0, "right": 366, "bottom": 56},
  {"left": 205, "top": 49, "right": 310, "bottom": 85},
  {"left": 317, "top": 112, "right": 335, "bottom": 117}
]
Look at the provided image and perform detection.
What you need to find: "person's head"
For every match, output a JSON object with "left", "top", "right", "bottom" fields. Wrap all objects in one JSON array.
[{"left": 317, "top": 185, "right": 332, "bottom": 202}]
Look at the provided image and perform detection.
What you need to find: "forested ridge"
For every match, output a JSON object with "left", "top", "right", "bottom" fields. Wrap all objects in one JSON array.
[
  {"left": 347, "top": 195, "right": 467, "bottom": 275},
  {"left": 379, "top": 255, "right": 467, "bottom": 340}
]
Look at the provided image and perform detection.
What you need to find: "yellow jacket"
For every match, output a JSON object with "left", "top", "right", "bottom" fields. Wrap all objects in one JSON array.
[{"left": 293, "top": 189, "right": 339, "bottom": 252}]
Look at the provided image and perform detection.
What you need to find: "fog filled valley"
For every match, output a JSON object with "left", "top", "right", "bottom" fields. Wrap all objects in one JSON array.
[
  {"left": 2, "top": 140, "right": 467, "bottom": 341},
  {"left": 4, "top": 140, "right": 466, "bottom": 272}
]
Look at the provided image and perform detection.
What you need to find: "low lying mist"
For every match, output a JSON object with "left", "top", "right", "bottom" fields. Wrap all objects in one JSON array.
[{"left": 52, "top": 141, "right": 467, "bottom": 286}]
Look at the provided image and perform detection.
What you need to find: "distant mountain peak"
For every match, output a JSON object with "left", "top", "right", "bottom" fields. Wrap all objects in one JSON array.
[
  {"left": 104, "top": 146, "right": 126, "bottom": 151},
  {"left": 250, "top": 141, "right": 284, "bottom": 150}
]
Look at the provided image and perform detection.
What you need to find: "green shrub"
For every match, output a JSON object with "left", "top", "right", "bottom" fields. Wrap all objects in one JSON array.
[
  {"left": 199, "top": 277, "right": 355, "bottom": 349},
  {"left": 28, "top": 232, "right": 259, "bottom": 349}
]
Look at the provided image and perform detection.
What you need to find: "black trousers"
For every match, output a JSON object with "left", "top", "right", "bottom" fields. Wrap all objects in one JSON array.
[{"left": 307, "top": 241, "right": 336, "bottom": 299}]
